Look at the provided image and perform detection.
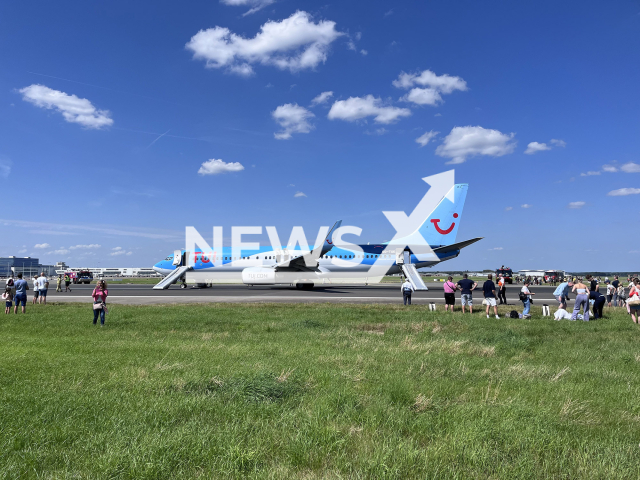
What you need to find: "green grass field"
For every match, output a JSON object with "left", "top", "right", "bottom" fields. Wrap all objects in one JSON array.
[{"left": 1, "top": 303, "right": 639, "bottom": 479}]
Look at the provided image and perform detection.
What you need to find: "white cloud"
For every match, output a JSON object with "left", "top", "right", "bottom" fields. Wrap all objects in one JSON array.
[
  {"left": 524, "top": 141, "right": 551, "bottom": 154},
  {"left": 488, "top": 247, "right": 504, "bottom": 251},
  {"left": 393, "top": 70, "right": 467, "bottom": 106},
  {"left": 602, "top": 164, "right": 618, "bottom": 173},
  {"left": 621, "top": 162, "right": 640, "bottom": 173},
  {"left": 272, "top": 103, "right": 314, "bottom": 139},
  {"left": 198, "top": 159, "right": 245, "bottom": 175},
  {"left": 550, "top": 139, "right": 566, "bottom": 147},
  {"left": 19, "top": 84, "right": 113, "bottom": 129},
  {"left": 110, "top": 250, "right": 128, "bottom": 256},
  {"left": 434, "top": 113, "right": 442, "bottom": 117},
  {"left": 568, "top": 201, "right": 585, "bottom": 209},
  {"left": 327, "top": 95, "right": 411, "bottom": 124},
  {"left": 608, "top": 188, "right": 640, "bottom": 196},
  {"left": 521, "top": 204, "right": 532, "bottom": 208},
  {"left": 112, "top": 247, "right": 122, "bottom": 251},
  {"left": 435, "top": 126, "right": 516, "bottom": 164},
  {"left": 580, "top": 171, "right": 600, "bottom": 176},
  {"left": 0, "top": 156, "right": 11, "bottom": 179},
  {"left": 69, "top": 244, "right": 101, "bottom": 250},
  {"left": 126, "top": 251, "right": 133, "bottom": 256},
  {"left": 186, "top": 11, "right": 343, "bottom": 75},
  {"left": 364, "top": 128, "right": 389, "bottom": 136},
  {"left": 360, "top": 49, "right": 368, "bottom": 56},
  {"left": 50, "top": 249, "right": 70, "bottom": 255},
  {"left": 505, "top": 206, "right": 513, "bottom": 211},
  {"left": 34, "top": 243, "right": 50, "bottom": 249},
  {"left": 220, "top": 0, "right": 275, "bottom": 16},
  {"left": 294, "top": 191, "right": 307, "bottom": 197},
  {"left": 310, "top": 91, "right": 333, "bottom": 106},
  {"left": 415, "top": 130, "right": 439, "bottom": 147}
]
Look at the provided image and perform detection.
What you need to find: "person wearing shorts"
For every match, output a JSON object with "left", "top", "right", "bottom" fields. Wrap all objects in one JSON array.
[
  {"left": 456, "top": 274, "right": 477, "bottom": 314},
  {"left": 443, "top": 276, "right": 456, "bottom": 312},
  {"left": 482, "top": 274, "right": 500, "bottom": 319},
  {"left": 32, "top": 276, "right": 40, "bottom": 304},
  {"left": 13, "top": 273, "right": 29, "bottom": 314},
  {"left": 36, "top": 273, "right": 48, "bottom": 305},
  {"left": 553, "top": 281, "right": 573, "bottom": 310},
  {"left": 3, "top": 287, "right": 12, "bottom": 314},
  {"left": 64, "top": 274, "right": 71, "bottom": 292}
]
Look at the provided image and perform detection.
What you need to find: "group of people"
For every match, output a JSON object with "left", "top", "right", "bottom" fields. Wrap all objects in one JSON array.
[
  {"left": 3, "top": 272, "right": 49, "bottom": 314},
  {"left": 400, "top": 273, "right": 640, "bottom": 323},
  {"left": 3, "top": 273, "right": 109, "bottom": 325}
]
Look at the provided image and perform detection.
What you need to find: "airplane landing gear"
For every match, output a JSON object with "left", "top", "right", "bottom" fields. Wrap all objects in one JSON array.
[{"left": 296, "top": 283, "right": 314, "bottom": 290}]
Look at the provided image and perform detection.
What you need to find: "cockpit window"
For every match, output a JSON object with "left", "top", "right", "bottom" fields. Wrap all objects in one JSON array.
[{"left": 164, "top": 256, "right": 173, "bottom": 260}]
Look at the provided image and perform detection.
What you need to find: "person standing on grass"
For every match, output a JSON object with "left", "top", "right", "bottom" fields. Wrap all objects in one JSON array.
[
  {"left": 443, "top": 275, "right": 456, "bottom": 312},
  {"left": 553, "top": 280, "right": 573, "bottom": 310},
  {"left": 456, "top": 273, "right": 477, "bottom": 314},
  {"left": 32, "top": 275, "right": 39, "bottom": 305},
  {"left": 13, "top": 273, "right": 28, "bottom": 314},
  {"left": 36, "top": 272, "right": 48, "bottom": 305},
  {"left": 571, "top": 279, "right": 590, "bottom": 321},
  {"left": 92, "top": 280, "right": 109, "bottom": 326},
  {"left": 606, "top": 281, "right": 615, "bottom": 308},
  {"left": 617, "top": 283, "right": 626, "bottom": 308},
  {"left": 611, "top": 276, "right": 620, "bottom": 306},
  {"left": 6, "top": 274, "right": 16, "bottom": 297},
  {"left": 520, "top": 280, "right": 534, "bottom": 318},
  {"left": 56, "top": 275, "right": 62, "bottom": 292},
  {"left": 628, "top": 278, "right": 640, "bottom": 324},
  {"left": 3, "top": 286, "right": 13, "bottom": 314},
  {"left": 483, "top": 274, "right": 500, "bottom": 319},
  {"left": 401, "top": 278, "right": 414, "bottom": 305}
]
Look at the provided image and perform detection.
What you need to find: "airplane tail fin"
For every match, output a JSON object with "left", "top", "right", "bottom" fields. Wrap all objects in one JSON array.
[{"left": 416, "top": 184, "right": 468, "bottom": 246}]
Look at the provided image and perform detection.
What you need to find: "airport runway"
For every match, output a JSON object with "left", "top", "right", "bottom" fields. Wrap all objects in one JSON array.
[{"left": 43, "top": 283, "right": 569, "bottom": 305}]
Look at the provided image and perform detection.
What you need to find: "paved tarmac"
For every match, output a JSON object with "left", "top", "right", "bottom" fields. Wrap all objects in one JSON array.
[{"left": 43, "top": 282, "right": 567, "bottom": 305}]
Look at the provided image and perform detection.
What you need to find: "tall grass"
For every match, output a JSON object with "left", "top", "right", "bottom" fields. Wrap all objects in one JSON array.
[{"left": 1, "top": 303, "right": 639, "bottom": 478}]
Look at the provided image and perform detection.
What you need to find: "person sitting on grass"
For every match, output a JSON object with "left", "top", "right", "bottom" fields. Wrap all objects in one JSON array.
[{"left": 2, "top": 286, "right": 12, "bottom": 314}]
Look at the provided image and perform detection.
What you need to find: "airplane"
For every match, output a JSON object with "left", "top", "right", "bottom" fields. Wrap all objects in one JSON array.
[{"left": 152, "top": 183, "right": 481, "bottom": 289}]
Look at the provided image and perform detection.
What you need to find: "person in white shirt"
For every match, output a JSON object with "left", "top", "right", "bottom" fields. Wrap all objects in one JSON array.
[
  {"left": 32, "top": 276, "right": 40, "bottom": 305},
  {"left": 401, "top": 279, "right": 415, "bottom": 305},
  {"left": 36, "top": 273, "right": 49, "bottom": 305}
]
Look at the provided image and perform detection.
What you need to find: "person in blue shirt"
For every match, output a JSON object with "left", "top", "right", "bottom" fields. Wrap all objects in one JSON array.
[
  {"left": 553, "top": 281, "right": 573, "bottom": 310},
  {"left": 13, "top": 273, "right": 29, "bottom": 314}
]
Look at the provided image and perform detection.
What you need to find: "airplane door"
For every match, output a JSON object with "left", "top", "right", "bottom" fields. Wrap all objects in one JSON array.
[
  {"left": 403, "top": 250, "right": 411, "bottom": 265},
  {"left": 173, "top": 250, "right": 182, "bottom": 266}
]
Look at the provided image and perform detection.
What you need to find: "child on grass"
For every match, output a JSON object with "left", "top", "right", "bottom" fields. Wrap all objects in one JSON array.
[{"left": 2, "top": 286, "right": 13, "bottom": 314}]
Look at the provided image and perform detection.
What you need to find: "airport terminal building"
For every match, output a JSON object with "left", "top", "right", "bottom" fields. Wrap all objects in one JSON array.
[{"left": 0, "top": 256, "right": 158, "bottom": 278}]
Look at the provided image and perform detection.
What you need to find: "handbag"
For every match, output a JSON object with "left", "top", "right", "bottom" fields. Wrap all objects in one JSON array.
[
  {"left": 628, "top": 295, "right": 640, "bottom": 306},
  {"left": 93, "top": 302, "right": 103, "bottom": 310}
]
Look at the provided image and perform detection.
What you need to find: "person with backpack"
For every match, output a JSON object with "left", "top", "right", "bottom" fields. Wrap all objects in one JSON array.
[
  {"left": 92, "top": 280, "right": 109, "bottom": 325},
  {"left": 482, "top": 274, "right": 500, "bottom": 319},
  {"left": 401, "top": 278, "right": 414, "bottom": 305},
  {"left": 628, "top": 278, "right": 640, "bottom": 324},
  {"left": 520, "top": 280, "right": 535, "bottom": 318},
  {"left": 443, "top": 275, "right": 456, "bottom": 312}
]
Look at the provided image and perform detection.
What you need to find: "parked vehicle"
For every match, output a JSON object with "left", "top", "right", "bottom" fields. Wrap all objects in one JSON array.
[
  {"left": 496, "top": 267, "right": 514, "bottom": 284},
  {"left": 544, "top": 270, "right": 565, "bottom": 283},
  {"left": 75, "top": 270, "right": 94, "bottom": 284}
]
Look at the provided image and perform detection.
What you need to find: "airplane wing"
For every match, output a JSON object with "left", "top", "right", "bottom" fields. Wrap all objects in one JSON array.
[
  {"left": 432, "top": 237, "right": 483, "bottom": 254},
  {"left": 274, "top": 220, "right": 342, "bottom": 272}
]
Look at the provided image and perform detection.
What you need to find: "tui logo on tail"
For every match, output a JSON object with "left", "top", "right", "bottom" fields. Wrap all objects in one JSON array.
[{"left": 430, "top": 213, "right": 459, "bottom": 235}]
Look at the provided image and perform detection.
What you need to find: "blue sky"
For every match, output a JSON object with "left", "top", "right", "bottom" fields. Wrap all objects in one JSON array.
[{"left": 1, "top": 0, "right": 639, "bottom": 272}]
